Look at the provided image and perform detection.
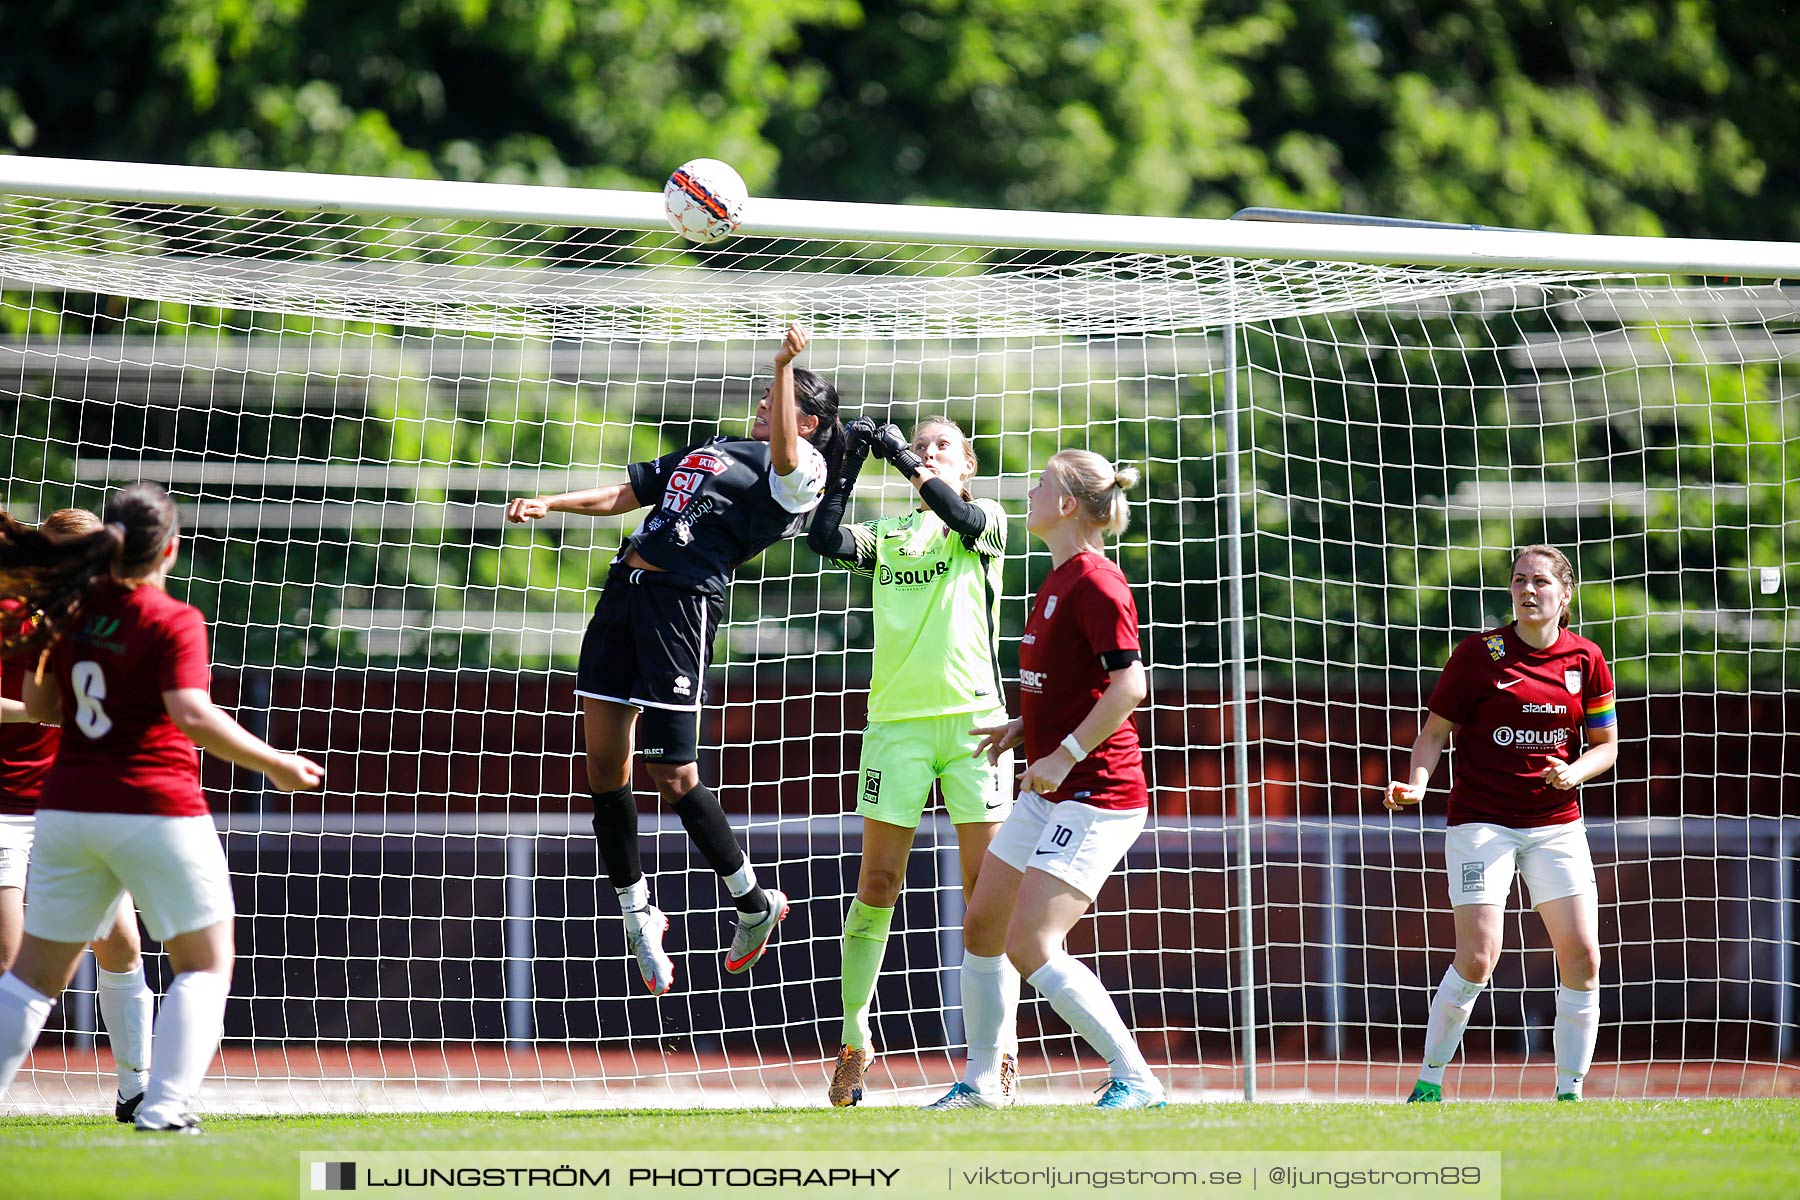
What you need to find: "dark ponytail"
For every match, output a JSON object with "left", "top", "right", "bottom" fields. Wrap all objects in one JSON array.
[
  {"left": 792, "top": 366, "right": 847, "bottom": 492},
  {"left": 0, "top": 482, "right": 179, "bottom": 660}
]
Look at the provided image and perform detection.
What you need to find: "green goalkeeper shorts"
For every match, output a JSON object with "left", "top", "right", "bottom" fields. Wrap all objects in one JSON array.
[{"left": 855, "top": 710, "right": 1014, "bottom": 829}]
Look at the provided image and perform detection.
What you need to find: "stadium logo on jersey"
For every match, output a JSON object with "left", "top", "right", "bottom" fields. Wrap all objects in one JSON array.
[
  {"left": 1044, "top": 596, "right": 1058, "bottom": 618},
  {"left": 1492, "top": 726, "right": 1570, "bottom": 749},
  {"left": 1564, "top": 669, "right": 1582, "bottom": 694},
  {"left": 1020, "top": 668, "right": 1046, "bottom": 692},
  {"left": 1520, "top": 702, "right": 1569, "bottom": 715},
  {"left": 1484, "top": 634, "right": 1506, "bottom": 661}
]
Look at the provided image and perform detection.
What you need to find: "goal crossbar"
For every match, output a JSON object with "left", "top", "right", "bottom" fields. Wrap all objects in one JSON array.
[{"left": 2, "top": 155, "right": 1798, "bottom": 276}]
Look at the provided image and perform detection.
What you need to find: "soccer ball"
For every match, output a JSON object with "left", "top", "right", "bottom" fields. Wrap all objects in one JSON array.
[{"left": 663, "top": 159, "right": 749, "bottom": 245}]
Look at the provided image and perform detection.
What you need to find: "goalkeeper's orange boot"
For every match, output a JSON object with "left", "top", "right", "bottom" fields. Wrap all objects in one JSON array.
[{"left": 829, "top": 1043, "right": 874, "bottom": 1107}]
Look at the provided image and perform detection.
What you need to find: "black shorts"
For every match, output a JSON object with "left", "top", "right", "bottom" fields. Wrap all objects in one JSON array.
[{"left": 575, "top": 568, "right": 724, "bottom": 764}]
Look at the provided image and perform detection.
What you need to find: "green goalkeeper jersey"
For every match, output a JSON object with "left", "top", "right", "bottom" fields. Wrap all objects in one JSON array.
[{"left": 843, "top": 499, "right": 1007, "bottom": 722}]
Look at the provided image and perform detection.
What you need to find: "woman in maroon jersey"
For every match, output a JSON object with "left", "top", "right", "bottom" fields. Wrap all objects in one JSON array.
[
  {"left": 933, "top": 448, "right": 1165, "bottom": 1111},
  {"left": 0, "top": 507, "right": 156, "bottom": 1123},
  {"left": 1385, "top": 544, "right": 1618, "bottom": 1103},
  {"left": 0, "top": 483, "right": 322, "bottom": 1132}
]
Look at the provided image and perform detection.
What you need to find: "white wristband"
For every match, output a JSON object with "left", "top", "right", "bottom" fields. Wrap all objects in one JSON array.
[{"left": 1060, "top": 733, "right": 1088, "bottom": 762}]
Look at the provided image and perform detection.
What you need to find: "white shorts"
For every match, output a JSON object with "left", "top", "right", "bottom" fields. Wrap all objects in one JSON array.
[
  {"left": 0, "top": 813, "right": 34, "bottom": 891},
  {"left": 1445, "top": 820, "right": 1596, "bottom": 909},
  {"left": 23, "top": 811, "right": 234, "bottom": 944},
  {"left": 988, "top": 791, "right": 1146, "bottom": 900}
]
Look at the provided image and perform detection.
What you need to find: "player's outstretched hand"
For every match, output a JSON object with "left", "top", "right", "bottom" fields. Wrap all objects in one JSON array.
[
  {"left": 506, "top": 497, "right": 550, "bottom": 523},
  {"left": 869, "top": 423, "right": 907, "bottom": 462},
  {"left": 775, "top": 323, "right": 810, "bottom": 366},
  {"left": 267, "top": 753, "right": 325, "bottom": 793},
  {"left": 970, "top": 716, "right": 1023, "bottom": 765},
  {"left": 869, "top": 423, "right": 924, "bottom": 478},
  {"left": 845, "top": 417, "right": 877, "bottom": 462},
  {"left": 1383, "top": 780, "right": 1424, "bottom": 811}
]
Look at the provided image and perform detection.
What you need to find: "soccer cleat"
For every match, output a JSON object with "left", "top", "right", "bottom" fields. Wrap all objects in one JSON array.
[
  {"left": 924, "top": 1081, "right": 1003, "bottom": 1110},
  {"left": 1406, "top": 1081, "right": 1443, "bottom": 1104},
  {"left": 135, "top": 1113, "right": 203, "bottom": 1135},
  {"left": 829, "top": 1043, "right": 874, "bottom": 1108},
  {"left": 625, "top": 906, "right": 676, "bottom": 996},
  {"left": 1556, "top": 1092, "right": 1581, "bottom": 1102},
  {"left": 114, "top": 1091, "right": 144, "bottom": 1124},
  {"left": 724, "top": 889, "right": 789, "bottom": 974},
  {"left": 1093, "top": 1079, "right": 1167, "bottom": 1110},
  {"left": 998, "top": 1053, "right": 1018, "bottom": 1107}
]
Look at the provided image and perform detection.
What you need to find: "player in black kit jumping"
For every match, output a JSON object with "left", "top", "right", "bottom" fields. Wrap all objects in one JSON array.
[{"left": 507, "top": 324, "right": 846, "bottom": 994}]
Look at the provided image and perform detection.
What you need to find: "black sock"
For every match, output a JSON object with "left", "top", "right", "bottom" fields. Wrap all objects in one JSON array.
[
  {"left": 590, "top": 786, "right": 643, "bottom": 892},
  {"left": 673, "top": 783, "right": 767, "bottom": 914}
]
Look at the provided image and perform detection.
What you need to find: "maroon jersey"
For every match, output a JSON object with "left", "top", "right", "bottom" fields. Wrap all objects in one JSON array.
[
  {"left": 0, "top": 600, "right": 59, "bottom": 815},
  {"left": 1018, "top": 551, "right": 1148, "bottom": 811},
  {"left": 40, "top": 583, "right": 213, "bottom": 818},
  {"left": 1427, "top": 624, "right": 1617, "bottom": 829}
]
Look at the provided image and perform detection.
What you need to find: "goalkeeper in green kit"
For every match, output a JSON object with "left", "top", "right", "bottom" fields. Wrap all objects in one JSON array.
[{"left": 807, "top": 416, "right": 1017, "bottom": 1108}]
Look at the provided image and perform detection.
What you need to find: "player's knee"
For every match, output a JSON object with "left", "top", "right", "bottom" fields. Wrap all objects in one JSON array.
[
  {"left": 584, "top": 756, "right": 629, "bottom": 794},
  {"left": 90, "top": 934, "right": 140, "bottom": 974},
  {"left": 645, "top": 761, "right": 699, "bottom": 805},
  {"left": 1456, "top": 948, "right": 1499, "bottom": 984},
  {"left": 857, "top": 867, "right": 903, "bottom": 907},
  {"left": 1561, "top": 944, "right": 1601, "bottom": 988},
  {"left": 1003, "top": 928, "right": 1051, "bottom": 979}
]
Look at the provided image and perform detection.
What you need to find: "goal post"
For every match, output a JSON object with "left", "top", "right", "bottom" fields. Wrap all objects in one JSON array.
[{"left": 0, "top": 155, "right": 1795, "bottom": 1112}]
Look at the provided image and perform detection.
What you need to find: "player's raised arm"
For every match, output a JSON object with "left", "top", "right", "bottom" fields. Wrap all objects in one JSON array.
[{"left": 768, "top": 323, "right": 809, "bottom": 477}]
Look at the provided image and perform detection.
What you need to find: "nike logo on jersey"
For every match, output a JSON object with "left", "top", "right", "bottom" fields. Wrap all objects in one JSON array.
[
  {"left": 985, "top": 799, "right": 1006, "bottom": 810},
  {"left": 1496, "top": 677, "right": 1523, "bottom": 689}
]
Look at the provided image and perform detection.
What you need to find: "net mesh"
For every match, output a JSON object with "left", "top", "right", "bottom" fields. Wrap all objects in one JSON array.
[{"left": 0, "top": 190, "right": 1793, "bottom": 1111}]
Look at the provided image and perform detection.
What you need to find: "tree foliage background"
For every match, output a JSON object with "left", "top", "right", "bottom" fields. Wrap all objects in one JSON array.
[{"left": 2, "top": 0, "right": 1796, "bottom": 238}]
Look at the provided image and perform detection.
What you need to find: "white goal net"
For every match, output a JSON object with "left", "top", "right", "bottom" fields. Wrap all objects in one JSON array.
[{"left": 0, "top": 166, "right": 1794, "bottom": 1111}]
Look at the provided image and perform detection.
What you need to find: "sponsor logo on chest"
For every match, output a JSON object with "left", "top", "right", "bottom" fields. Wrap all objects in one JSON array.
[
  {"left": 664, "top": 451, "right": 728, "bottom": 513},
  {"left": 1020, "top": 668, "right": 1047, "bottom": 692},
  {"left": 1492, "top": 726, "right": 1571, "bottom": 749},
  {"left": 878, "top": 560, "right": 949, "bottom": 587}
]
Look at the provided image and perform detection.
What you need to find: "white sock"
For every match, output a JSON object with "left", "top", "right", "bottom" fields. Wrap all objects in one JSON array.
[
  {"left": 1027, "top": 953, "right": 1154, "bottom": 1087},
  {"left": 1000, "top": 955, "right": 1022, "bottom": 1062},
  {"left": 137, "top": 970, "right": 229, "bottom": 1127},
  {"left": 1419, "top": 967, "right": 1486, "bottom": 1085},
  {"left": 616, "top": 878, "right": 650, "bottom": 914},
  {"left": 959, "top": 953, "right": 1018, "bottom": 1094},
  {"left": 1554, "top": 984, "right": 1600, "bottom": 1096},
  {"left": 95, "top": 963, "right": 154, "bottom": 1099},
  {"left": 723, "top": 862, "right": 757, "bottom": 900},
  {"left": 0, "top": 972, "right": 56, "bottom": 1098}
]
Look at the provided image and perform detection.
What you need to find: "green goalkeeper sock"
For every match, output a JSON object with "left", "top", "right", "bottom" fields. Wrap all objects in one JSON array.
[{"left": 839, "top": 899, "right": 895, "bottom": 1051}]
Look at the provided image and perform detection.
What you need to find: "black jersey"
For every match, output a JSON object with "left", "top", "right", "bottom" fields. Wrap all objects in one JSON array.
[{"left": 623, "top": 435, "right": 828, "bottom": 591}]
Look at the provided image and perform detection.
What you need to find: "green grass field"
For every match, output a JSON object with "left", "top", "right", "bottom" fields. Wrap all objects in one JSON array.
[{"left": 2, "top": 1100, "right": 1796, "bottom": 1200}]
